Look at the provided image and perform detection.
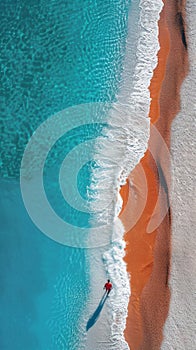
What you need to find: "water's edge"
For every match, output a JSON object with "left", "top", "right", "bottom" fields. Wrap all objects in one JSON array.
[{"left": 85, "top": 1, "right": 164, "bottom": 349}]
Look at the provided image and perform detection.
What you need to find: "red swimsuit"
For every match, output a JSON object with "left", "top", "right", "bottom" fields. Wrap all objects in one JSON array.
[{"left": 105, "top": 282, "right": 112, "bottom": 292}]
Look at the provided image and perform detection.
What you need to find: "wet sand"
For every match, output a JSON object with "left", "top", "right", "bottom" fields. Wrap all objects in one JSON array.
[{"left": 120, "top": 0, "right": 188, "bottom": 349}]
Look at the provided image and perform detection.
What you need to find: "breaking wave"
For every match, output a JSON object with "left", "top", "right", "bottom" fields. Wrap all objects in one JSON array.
[{"left": 89, "top": 0, "right": 163, "bottom": 348}]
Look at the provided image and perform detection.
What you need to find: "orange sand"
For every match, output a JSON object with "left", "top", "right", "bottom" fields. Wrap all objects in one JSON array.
[{"left": 120, "top": 1, "right": 188, "bottom": 349}]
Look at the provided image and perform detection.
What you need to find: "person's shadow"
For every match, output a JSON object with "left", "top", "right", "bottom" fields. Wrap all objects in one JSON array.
[{"left": 86, "top": 292, "right": 108, "bottom": 331}]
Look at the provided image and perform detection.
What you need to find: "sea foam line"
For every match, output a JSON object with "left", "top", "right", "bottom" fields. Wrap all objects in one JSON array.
[{"left": 89, "top": 0, "right": 163, "bottom": 348}]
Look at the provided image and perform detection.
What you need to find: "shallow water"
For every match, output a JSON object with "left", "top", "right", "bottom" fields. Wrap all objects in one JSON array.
[
  {"left": 0, "top": 0, "right": 131, "bottom": 349},
  {"left": 1, "top": 0, "right": 164, "bottom": 347}
]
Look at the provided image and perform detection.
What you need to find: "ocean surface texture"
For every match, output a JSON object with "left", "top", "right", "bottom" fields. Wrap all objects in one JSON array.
[
  {"left": 1, "top": 1, "right": 130, "bottom": 349},
  {"left": 1, "top": 0, "right": 163, "bottom": 349}
]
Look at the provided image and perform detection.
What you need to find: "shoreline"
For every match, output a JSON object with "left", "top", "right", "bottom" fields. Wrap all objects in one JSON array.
[
  {"left": 120, "top": 0, "right": 189, "bottom": 349},
  {"left": 82, "top": 1, "right": 164, "bottom": 349}
]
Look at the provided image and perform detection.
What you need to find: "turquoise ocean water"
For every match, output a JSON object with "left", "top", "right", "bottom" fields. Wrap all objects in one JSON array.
[{"left": 0, "top": 1, "right": 131, "bottom": 349}]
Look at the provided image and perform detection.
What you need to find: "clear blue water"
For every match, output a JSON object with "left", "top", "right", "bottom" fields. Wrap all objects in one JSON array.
[
  {"left": 0, "top": 0, "right": 130, "bottom": 349},
  {"left": 43, "top": 123, "right": 106, "bottom": 228}
]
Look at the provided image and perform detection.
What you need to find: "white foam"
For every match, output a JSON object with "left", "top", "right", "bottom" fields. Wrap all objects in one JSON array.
[
  {"left": 90, "top": 0, "right": 164, "bottom": 223},
  {"left": 102, "top": 218, "right": 130, "bottom": 350},
  {"left": 86, "top": 0, "right": 163, "bottom": 348}
]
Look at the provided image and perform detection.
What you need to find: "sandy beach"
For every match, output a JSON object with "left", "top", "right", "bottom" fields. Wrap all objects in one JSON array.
[
  {"left": 120, "top": 0, "right": 189, "bottom": 349},
  {"left": 162, "top": 0, "right": 196, "bottom": 348},
  {"left": 1, "top": 0, "right": 194, "bottom": 348}
]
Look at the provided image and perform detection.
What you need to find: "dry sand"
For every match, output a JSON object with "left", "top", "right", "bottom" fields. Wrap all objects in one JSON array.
[
  {"left": 161, "top": 0, "right": 196, "bottom": 348},
  {"left": 120, "top": 0, "right": 189, "bottom": 349}
]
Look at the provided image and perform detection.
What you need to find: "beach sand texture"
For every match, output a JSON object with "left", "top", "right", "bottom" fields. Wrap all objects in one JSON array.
[
  {"left": 120, "top": 0, "right": 190, "bottom": 349},
  {"left": 162, "top": 0, "right": 196, "bottom": 348}
]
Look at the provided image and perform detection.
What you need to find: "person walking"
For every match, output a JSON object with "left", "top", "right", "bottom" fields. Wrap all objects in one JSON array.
[{"left": 104, "top": 279, "right": 112, "bottom": 295}]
